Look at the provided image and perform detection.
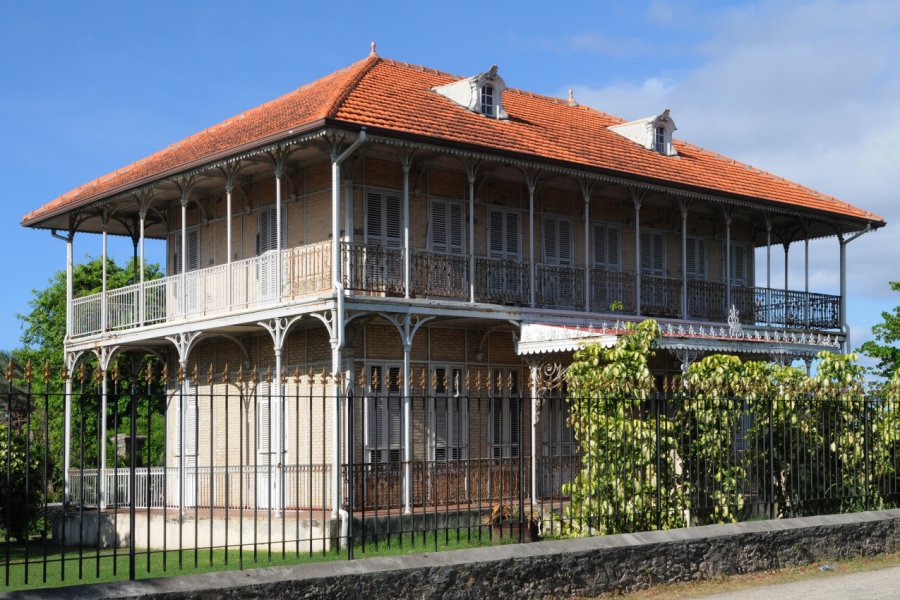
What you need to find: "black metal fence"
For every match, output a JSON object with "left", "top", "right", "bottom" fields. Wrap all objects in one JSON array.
[{"left": 2, "top": 373, "right": 899, "bottom": 590}]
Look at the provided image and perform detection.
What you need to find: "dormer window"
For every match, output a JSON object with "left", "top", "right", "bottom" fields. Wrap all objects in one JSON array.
[
  {"left": 608, "top": 108, "right": 678, "bottom": 156},
  {"left": 655, "top": 125, "right": 667, "bottom": 154},
  {"left": 433, "top": 65, "right": 509, "bottom": 120},
  {"left": 481, "top": 84, "right": 495, "bottom": 117}
]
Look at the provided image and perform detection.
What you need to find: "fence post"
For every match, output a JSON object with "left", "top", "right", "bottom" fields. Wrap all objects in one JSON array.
[
  {"left": 768, "top": 392, "right": 775, "bottom": 520},
  {"left": 655, "top": 390, "right": 662, "bottom": 531},
  {"left": 518, "top": 392, "right": 525, "bottom": 544},
  {"left": 864, "top": 396, "right": 871, "bottom": 512},
  {"left": 346, "top": 389, "right": 354, "bottom": 560},
  {"left": 129, "top": 381, "right": 137, "bottom": 580}
]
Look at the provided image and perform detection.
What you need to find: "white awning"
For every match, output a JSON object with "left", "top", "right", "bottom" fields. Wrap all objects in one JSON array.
[{"left": 517, "top": 323, "right": 617, "bottom": 355}]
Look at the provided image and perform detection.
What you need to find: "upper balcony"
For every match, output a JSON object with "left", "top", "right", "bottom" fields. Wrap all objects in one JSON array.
[{"left": 68, "top": 241, "right": 840, "bottom": 340}]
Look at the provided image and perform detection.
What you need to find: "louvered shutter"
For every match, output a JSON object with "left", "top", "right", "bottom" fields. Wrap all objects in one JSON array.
[
  {"left": 593, "top": 224, "right": 607, "bottom": 267},
  {"left": 506, "top": 212, "right": 520, "bottom": 258},
  {"left": 430, "top": 201, "right": 449, "bottom": 253},
  {"left": 489, "top": 210, "right": 505, "bottom": 258},
  {"left": 434, "top": 398, "right": 448, "bottom": 461},
  {"left": 385, "top": 195, "right": 402, "bottom": 247},
  {"left": 640, "top": 231, "right": 664, "bottom": 276},
  {"left": 449, "top": 202, "right": 464, "bottom": 254},
  {"left": 257, "top": 383, "right": 271, "bottom": 455},
  {"left": 686, "top": 238, "right": 708, "bottom": 280},
  {"left": 558, "top": 219, "right": 572, "bottom": 266},
  {"left": 258, "top": 208, "right": 271, "bottom": 254},
  {"left": 257, "top": 206, "right": 287, "bottom": 254},
  {"left": 174, "top": 230, "right": 201, "bottom": 273},
  {"left": 607, "top": 226, "right": 620, "bottom": 269},
  {"left": 731, "top": 245, "right": 747, "bottom": 286},
  {"left": 366, "top": 193, "right": 383, "bottom": 244},
  {"left": 509, "top": 397, "right": 520, "bottom": 457},
  {"left": 387, "top": 395, "right": 402, "bottom": 463},
  {"left": 543, "top": 218, "right": 558, "bottom": 264},
  {"left": 652, "top": 233, "right": 665, "bottom": 275},
  {"left": 490, "top": 397, "right": 503, "bottom": 458}
]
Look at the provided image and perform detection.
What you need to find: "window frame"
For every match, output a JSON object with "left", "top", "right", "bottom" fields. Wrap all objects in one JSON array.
[
  {"left": 480, "top": 83, "right": 495, "bottom": 117},
  {"left": 592, "top": 220, "right": 622, "bottom": 271},
  {"left": 364, "top": 363, "right": 404, "bottom": 464},
  {"left": 427, "top": 197, "right": 466, "bottom": 255},
  {"left": 487, "top": 206, "right": 522, "bottom": 260}
]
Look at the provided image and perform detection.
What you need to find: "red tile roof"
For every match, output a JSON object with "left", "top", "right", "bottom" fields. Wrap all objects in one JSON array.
[{"left": 22, "top": 55, "right": 883, "bottom": 226}]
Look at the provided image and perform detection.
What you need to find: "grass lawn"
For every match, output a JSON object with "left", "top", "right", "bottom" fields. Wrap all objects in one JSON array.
[{"left": 1, "top": 527, "right": 504, "bottom": 592}]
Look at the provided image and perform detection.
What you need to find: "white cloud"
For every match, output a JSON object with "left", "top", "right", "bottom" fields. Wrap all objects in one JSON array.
[{"left": 565, "top": 0, "right": 900, "bottom": 341}]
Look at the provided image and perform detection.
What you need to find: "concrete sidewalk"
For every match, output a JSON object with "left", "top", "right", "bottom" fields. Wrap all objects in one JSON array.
[{"left": 691, "top": 566, "right": 900, "bottom": 599}]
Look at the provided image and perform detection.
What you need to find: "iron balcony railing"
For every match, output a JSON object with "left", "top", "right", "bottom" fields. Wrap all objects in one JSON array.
[
  {"left": 69, "top": 243, "right": 841, "bottom": 339},
  {"left": 69, "top": 242, "right": 332, "bottom": 338},
  {"left": 535, "top": 264, "right": 584, "bottom": 310}
]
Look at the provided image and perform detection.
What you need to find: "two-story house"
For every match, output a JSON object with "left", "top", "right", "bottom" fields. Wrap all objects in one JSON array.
[{"left": 22, "top": 48, "right": 884, "bottom": 529}]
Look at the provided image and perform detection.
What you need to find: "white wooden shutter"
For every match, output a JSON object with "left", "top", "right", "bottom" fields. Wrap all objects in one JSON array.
[
  {"left": 543, "top": 218, "right": 558, "bottom": 264},
  {"left": 449, "top": 202, "right": 464, "bottom": 254},
  {"left": 174, "top": 229, "right": 201, "bottom": 274},
  {"left": 505, "top": 211, "right": 520, "bottom": 259},
  {"left": 489, "top": 210, "right": 505, "bottom": 258},
  {"left": 434, "top": 397, "right": 449, "bottom": 461},
  {"left": 387, "top": 395, "right": 402, "bottom": 463},
  {"left": 686, "top": 237, "right": 708, "bottom": 280},
  {"left": 730, "top": 244, "right": 748, "bottom": 286},
  {"left": 430, "top": 201, "right": 449, "bottom": 253},
  {"left": 385, "top": 195, "right": 401, "bottom": 248},
  {"left": 174, "top": 386, "right": 198, "bottom": 457},
  {"left": 607, "top": 226, "right": 620, "bottom": 269},
  {"left": 257, "top": 383, "right": 271, "bottom": 455},
  {"left": 366, "top": 193, "right": 383, "bottom": 244},
  {"left": 640, "top": 231, "right": 665, "bottom": 276},
  {"left": 258, "top": 205, "right": 287, "bottom": 255}
]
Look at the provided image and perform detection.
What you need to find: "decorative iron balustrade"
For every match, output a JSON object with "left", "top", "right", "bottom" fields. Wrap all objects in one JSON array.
[
  {"left": 687, "top": 280, "right": 727, "bottom": 322},
  {"left": 475, "top": 256, "right": 530, "bottom": 305},
  {"left": 68, "top": 464, "right": 332, "bottom": 511},
  {"left": 411, "top": 250, "right": 468, "bottom": 299},
  {"left": 68, "top": 242, "right": 332, "bottom": 338},
  {"left": 341, "top": 242, "right": 405, "bottom": 294},
  {"left": 591, "top": 268, "right": 636, "bottom": 314},
  {"left": 640, "top": 275, "right": 683, "bottom": 317},
  {"left": 535, "top": 264, "right": 585, "bottom": 310}
]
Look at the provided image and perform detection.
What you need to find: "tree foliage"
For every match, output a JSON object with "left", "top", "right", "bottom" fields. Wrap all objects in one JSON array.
[
  {"left": 8, "top": 257, "right": 165, "bottom": 501},
  {"left": 860, "top": 281, "right": 900, "bottom": 379}
]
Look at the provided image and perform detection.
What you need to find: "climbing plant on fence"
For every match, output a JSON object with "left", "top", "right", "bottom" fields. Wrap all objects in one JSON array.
[{"left": 564, "top": 319, "right": 900, "bottom": 536}]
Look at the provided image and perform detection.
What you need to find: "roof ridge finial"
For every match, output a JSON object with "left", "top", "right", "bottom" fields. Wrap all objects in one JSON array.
[
  {"left": 568, "top": 88, "right": 578, "bottom": 107},
  {"left": 370, "top": 41, "right": 377, "bottom": 58}
]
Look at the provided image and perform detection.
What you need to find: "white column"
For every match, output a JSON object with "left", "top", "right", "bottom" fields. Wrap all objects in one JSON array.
[
  {"left": 180, "top": 196, "right": 188, "bottom": 316},
  {"left": 225, "top": 177, "right": 234, "bottom": 310},
  {"left": 633, "top": 196, "right": 642, "bottom": 316},
  {"left": 275, "top": 163, "right": 283, "bottom": 302},
  {"left": 138, "top": 209, "right": 146, "bottom": 326},
  {"left": 529, "top": 362, "right": 538, "bottom": 501},
  {"left": 274, "top": 345, "right": 283, "bottom": 517},
  {"left": 101, "top": 219, "right": 108, "bottom": 332},
  {"left": 839, "top": 237, "right": 847, "bottom": 350},
  {"left": 804, "top": 236, "right": 810, "bottom": 327},
  {"left": 583, "top": 191, "right": 591, "bottom": 311},
  {"left": 66, "top": 232, "right": 74, "bottom": 337},
  {"left": 784, "top": 243, "right": 790, "bottom": 291},
  {"left": 528, "top": 183, "right": 536, "bottom": 308},
  {"left": 179, "top": 359, "right": 187, "bottom": 515},
  {"left": 468, "top": 172, "right": 476, "bottom": 303},
  {"left": 403, "top": 161, "right": 411, "bottom": 298},
  {"left": 330, "top": 344, "right": 341, "bottom": 519},
  {"left": 402, "top": 321, "right": 412, "bottom": 514},
  {"left": 681, "top": 205, "right": 688, "bottom": 318},
  {"left": 725, "top": 213, "right": 732, "bottom": 312},
  {"left": 100, "top": 369, "right": 108, "bottom": 509},
  {"left": 766, "top": 219, "right": 772, "bottom": 325}
]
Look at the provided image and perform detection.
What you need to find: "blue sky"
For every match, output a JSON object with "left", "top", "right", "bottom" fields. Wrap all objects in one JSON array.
[{"left": 1, "top": 1, "right": 898, "bottom": 365}]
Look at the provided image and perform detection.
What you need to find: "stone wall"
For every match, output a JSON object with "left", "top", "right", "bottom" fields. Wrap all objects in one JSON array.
[{"left": 12, "top": 509, "right": 900, "bottom": 600}]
